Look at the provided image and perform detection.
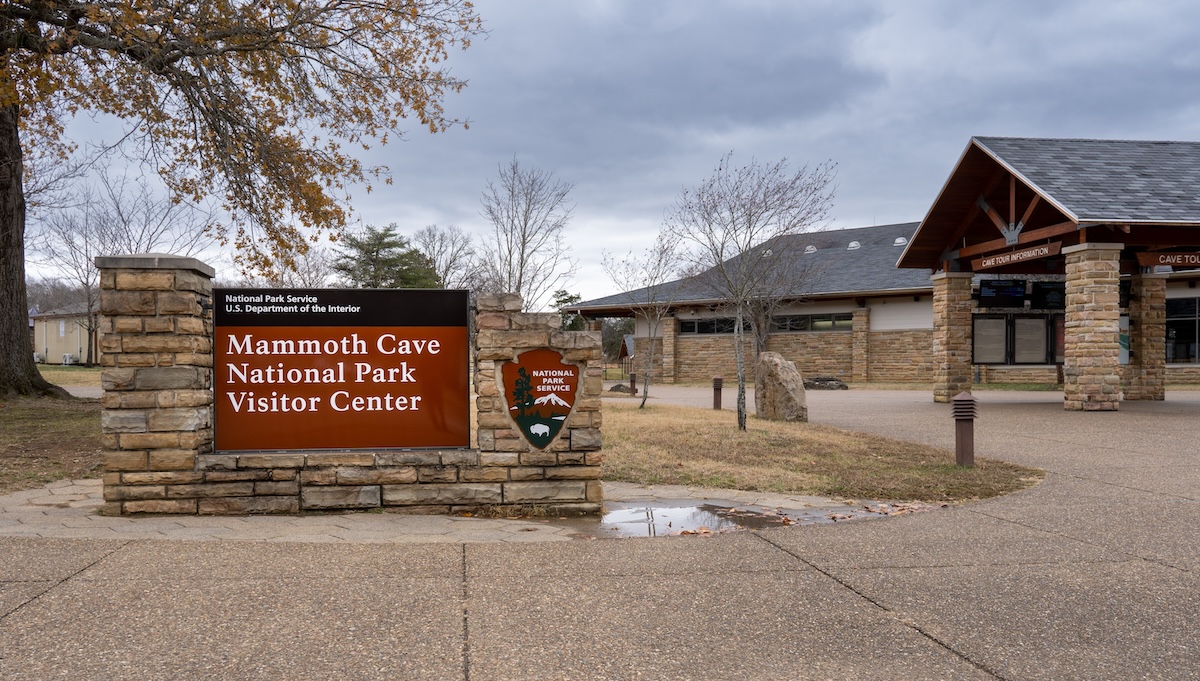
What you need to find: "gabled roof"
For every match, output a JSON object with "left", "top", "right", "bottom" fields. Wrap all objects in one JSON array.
[
  {"left": 573, "top": 223, "right": 929, "bottom": 315},
  {"left": 29, "top": 302, "right": 95, "bottom": 319},
  {"left": 973, "top": 137, "right": 1200, "bottom": 224},
  {"left": 899, "top": 136, "right": 1200, "bottom": 271}
]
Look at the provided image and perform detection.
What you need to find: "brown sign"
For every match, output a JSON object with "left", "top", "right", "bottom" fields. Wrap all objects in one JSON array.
[
  {"left": 972, "top": 242, "right": 1062, "bottom": 271},
  {"left": 214, "top": 289, "right": 469, "bottom": 451},
  {"left": 500, "top": 349, "right": 580, "bottom": 450},
  {"left": 1136, "top": 252, "right": 1200, "bottom": 267}
]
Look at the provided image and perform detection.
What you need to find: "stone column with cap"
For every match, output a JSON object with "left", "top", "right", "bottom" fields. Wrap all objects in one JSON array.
[
  {"left": 1063, "top": 243, "right": 1122, "bottom": 411},
  {"left": 931, "top": 272, "right": 974, "bottom": 403},
  {"left": 95, "top": 254, "right": 215, "bottom": 515}
]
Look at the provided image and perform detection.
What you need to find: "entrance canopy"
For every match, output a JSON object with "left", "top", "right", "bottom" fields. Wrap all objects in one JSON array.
[
  {"left": 898, "top": 137, "right": 1200, "bottom": 275},
  {"left": 899, "top": 137, "right": 1200, "bottom": 410}
]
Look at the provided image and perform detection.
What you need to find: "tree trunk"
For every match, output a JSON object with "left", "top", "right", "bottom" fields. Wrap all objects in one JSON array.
[
  {"left": 639, "top": 326, "right": 655, "bottom": 409},
  {"left": 733, "top": 307, "right": 747, "bottom": 431},
  {"left": 0, "top": 104, "right": 67, "bottom": 396}
]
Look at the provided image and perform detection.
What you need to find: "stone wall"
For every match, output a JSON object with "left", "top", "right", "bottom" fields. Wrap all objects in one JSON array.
[
  {"left": 672, "top": 331, "right": 853, "bottom": 383},
  {"left": 867, "top": 330, "right": 937, "bottom": 382},
  {"left": 98, "top": 255, "right": 602, "bottom": 515}
]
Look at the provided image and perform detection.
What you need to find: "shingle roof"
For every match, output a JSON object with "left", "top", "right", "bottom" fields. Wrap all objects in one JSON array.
[
  {"left": 973, "top": 137, "right": 1200, "bottom": 223},
  {"left": 573, "top": 223, "right": 929, "bottom": 312}
]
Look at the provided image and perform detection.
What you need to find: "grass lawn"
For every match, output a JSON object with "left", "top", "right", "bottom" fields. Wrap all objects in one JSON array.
[
  {"left": 2, "top": 369, "right": 1042, "bottom": 504},
  {"left": 602, "top": 401, "right": 1042, "bottom": 502}
]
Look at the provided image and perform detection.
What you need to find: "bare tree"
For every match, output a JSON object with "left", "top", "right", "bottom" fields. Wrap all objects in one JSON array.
[
  {"left": 413, "top": 223, "right": 484, "bottom": 290},
  {"left": 602, "top": 231, "right": 682, "bottom": 408},
  {"left": 666, "top": 152, "right": 836, "bottom": 430},
  {"left": 478, "top": 157, "right": 576, "bottom": 310},
  {"left": 29, "top": 171, "right": 216, "bottom": 366}
]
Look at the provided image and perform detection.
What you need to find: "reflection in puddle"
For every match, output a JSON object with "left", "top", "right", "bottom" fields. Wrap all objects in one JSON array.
[{"left": 571, "top": 502, "right": 910, "bottom": 538}]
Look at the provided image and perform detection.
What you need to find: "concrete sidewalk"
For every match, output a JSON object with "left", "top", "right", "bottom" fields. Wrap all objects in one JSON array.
[{"left": 2, "top": 388, "right": 1198, "bottom": 679}]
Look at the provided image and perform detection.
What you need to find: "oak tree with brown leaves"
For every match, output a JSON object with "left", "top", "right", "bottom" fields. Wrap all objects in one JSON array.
[{"left": 0, "top": 0, "right": 482, "bottom": 394}]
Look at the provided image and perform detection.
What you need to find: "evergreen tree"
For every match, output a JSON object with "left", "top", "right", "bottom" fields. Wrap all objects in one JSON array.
[{"left": 332, "top": 224, "right": 441, "bottom": 289}]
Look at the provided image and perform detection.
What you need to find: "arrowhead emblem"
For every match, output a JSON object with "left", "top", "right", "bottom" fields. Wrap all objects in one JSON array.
[{"left": 500, "top": 348, "right": 580, "bottom": 449}]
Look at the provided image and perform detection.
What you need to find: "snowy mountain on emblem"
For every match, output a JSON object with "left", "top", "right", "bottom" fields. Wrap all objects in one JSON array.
[{"left": 533, "top": 393, "right": 571, "bottom": 408}]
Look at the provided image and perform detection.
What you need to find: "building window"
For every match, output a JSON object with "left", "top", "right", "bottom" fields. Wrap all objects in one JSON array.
[
  {"left": 973, "top": 314, "right": 1063, "bottom": 365},
  {"left": 1167, "top": 297, "right": 1199, "bottom": 363},
  {"left": 58, "top": 320, "right": 65, "bottom": 337},
  {"left": 677, "top": 313, "right": 852, "bottom": 334},
  {"left": 770, "top": 313, "right": 852, "bottom": 332}
]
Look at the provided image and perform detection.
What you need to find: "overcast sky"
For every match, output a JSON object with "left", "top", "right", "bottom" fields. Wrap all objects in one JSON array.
[{"left": 47, "top": 0, "right": 1200, "bottom": 305}]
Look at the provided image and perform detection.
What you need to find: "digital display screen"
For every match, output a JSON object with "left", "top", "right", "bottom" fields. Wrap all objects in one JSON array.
[{"left": 978, "top": 279, "right": 1026, "bottom": 308}]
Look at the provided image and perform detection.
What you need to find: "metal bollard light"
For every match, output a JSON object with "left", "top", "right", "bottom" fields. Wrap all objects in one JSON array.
[
  {"left": 952, "top": 391, "right": 977, "bottom": 467},
  {"left": 629, "top": 373, "right": 637, "bottom": 395},
  {"left": 712, "top": 376, "right": 723, "bottom": 410}
]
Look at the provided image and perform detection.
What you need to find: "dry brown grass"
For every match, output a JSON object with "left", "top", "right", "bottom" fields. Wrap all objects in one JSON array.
[
  {"left": 37, "top": 365, "right": 102, "bottom": 387},
  {"left": 0, "top": 397, "right": 104, "bottom": 495},
  {"left": 602, "top": 401, "right": 1042, "bottom": 502}
]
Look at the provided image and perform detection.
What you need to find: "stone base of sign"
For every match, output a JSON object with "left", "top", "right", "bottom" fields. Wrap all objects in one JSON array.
[
  {"left": 101, "top": 449, "right": 601, "bottom": 516},
  {"left": 97, "top": 255, "right": 603, "bottom": 516}
]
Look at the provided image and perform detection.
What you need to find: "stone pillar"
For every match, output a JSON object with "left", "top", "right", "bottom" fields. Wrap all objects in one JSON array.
[
  {"left": 660, "top": 316, "right": 677, "bottom": 384},
  {"left": 474, "top": 293, "right": 603, "bottom": 512},
  {"left": 851, "top": 308, "right": 870, "bottom": 383},
  {"left": 1123, "top": 272, "right": 1167, "bottom": 401},
  {"left": 95, "top": 254, "right": 215, "bottom": 515},
  {"left": 931, "top": 272, "right": 975, "bottom": 403},
  {"left": 1063, "top": 243, "right": 1123, "bottom": 411}
]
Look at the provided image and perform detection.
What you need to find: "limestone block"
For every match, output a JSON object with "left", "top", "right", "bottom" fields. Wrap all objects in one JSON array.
[
  {"left": 545, "top": 466, "right": 602, "bottom": 480},
  {"left": 417, "top": 466, "right": 458, "bottom": 483},
  {"left": 377, "top": 452, "right": 443, "bottom": 466},
  {"left": 509, "top": 467, "right": 545, "bottom": 481},
  {"left": 300, "top": 468, "right": 337, "bottom": 485},
  {"left": 336, "top": 466, "right": 418, "bottom": 485},
  {"left": 199, "top": 496, "right": 299, "bottom": 515},
  {"left": 124, "top": 499, "right": 197, "bottom": 514},
  {"left": 148, "top": 407, "right": 209, "bottom": 432},
  {"left": 586, "top": 481, "right": 603, "bottom": 503},
  {"left": 174, "top": 269, "right": 212, "bottom": 293},
  {"left": 476, "top": 312, "right": 512, "bottom": 330},
  {"left": 166, "top": 482, "right": 254, "bottom": 498},
  {"left": 205, "top": 470, "right": 270, "bottom": 482},
  {"left": 441, "top": 450, "right": 480, "bottom": 466},
  {"left": 503, "top": 481, "right": 587, "bottom": 503},
  {"left": 102, "top": 368, "right": 138, "bottom": 391},
  {"left": 381, "top": 483, "right": 502, "bottom": 505},
  {"left": 113, "top": 317, "right": 144, "bottom": 333},
  {"left": 120, "top": 432, "right": 180, "bottom": 450},
  {"left": 157, "top": 291, "right": 200, "bottom": 315},
  {"left": 550, "top": 330, "right": 601, "bottom": 349},
  {"left": 306, "top": 453, "right": 376, "bottom": 467},
  {"left": 254, "top": 480, "right": 301, "bottom": 495},
  {"left": 521, "top": 450, "right": 557, "bottom": 466},
  {"left": 116, "top": 354, "right": 157, "bottom": 368},
  {"left": 475, "top": 293, "right": 523, "bottom": 312},
  {"left": 123, "top": 335, "right": 197, "bottom": 354},
  {"left": 557, "top": 451, "right": 586, "bottom": 465},
  {"left": 134, "top": 367, "right": 203, "bottom": 391},
  {"left": 116, "top": 271, "right": 175, "bottom": 291},
  {"left": 301, "top": 485, "right": 381, "bottom": 509},
  {"left": 102, "top": 410, "right": 149, "bottom": 433},
  {"left": 101, "top": 291, "right": 155, "bottom": 316},
  {"left": 197, "top": 454, "right": 237, "bottom": 471},
  {"left": 239, "top": 454, "right": 306, "bottom": 469},
  {"left": 459, "top": 467, "right": 511, "bottom": 483},
  {"left": 569, "top": 428, "right": 602, "bottom": 451},
  {"left": 176, "top": 317, "right": 206, "bottom": 335},
  {"left": 151, "top": 447, "right": 199, "bottom": 470},
  {"left": 513, "top": 312, "right": 559, "bottom": 330},
  {"left": 104, "top": 485, "right": 167, "bottom": 501},
  {"left": 122, "top": 471, "right": 204, "bottom": 485},
  {"left": 480, "top": 452, "right": 520, "bottom": 466},
  {"left": 477, "top": 429, "right": 496, "bottom": 450},
  {"left": 754, "top": 351, "right": 808, "bottom": 422}
]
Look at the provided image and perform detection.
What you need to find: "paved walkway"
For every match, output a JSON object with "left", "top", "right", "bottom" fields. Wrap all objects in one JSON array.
[{"left": 1, "top": 387, "right": 1197, "bottom": 679}]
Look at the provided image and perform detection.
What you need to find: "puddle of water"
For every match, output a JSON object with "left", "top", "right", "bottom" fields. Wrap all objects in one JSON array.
[{"left": 560, "top": 501, "right": 926, "bottom": 538}]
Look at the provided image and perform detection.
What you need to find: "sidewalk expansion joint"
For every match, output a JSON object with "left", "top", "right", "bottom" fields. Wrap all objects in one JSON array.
[
  {"left": 751, "top": 532, "right": 1011, "bottom": 681},
  {"left": 460, "top": 544, "right": 472, "bottom": 681},
  {"left": 0, "top": 540, "right": 132, "bottom": 626}
]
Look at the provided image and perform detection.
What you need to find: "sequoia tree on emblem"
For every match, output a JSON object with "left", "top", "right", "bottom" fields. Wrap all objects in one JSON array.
[{"left": 500, "top": 348, "right": 580, "bottom": 449}]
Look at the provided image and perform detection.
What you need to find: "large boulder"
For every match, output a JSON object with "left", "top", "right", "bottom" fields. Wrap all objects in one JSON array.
[{"left": 754, "top": 352, "right": 808, "bottom": 422}]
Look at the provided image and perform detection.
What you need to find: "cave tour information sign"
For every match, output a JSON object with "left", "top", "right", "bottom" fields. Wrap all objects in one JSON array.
[{"left": 213, "top": 288, "right": 469, "bottom": 451}]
